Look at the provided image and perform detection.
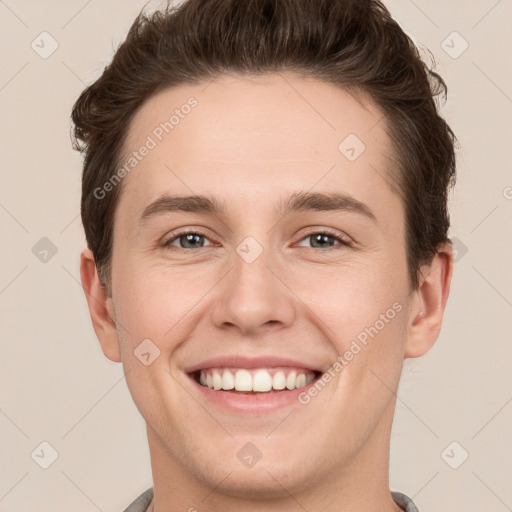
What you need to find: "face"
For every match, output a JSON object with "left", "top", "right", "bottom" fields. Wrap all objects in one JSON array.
[{"left": 96, "top": 73, "right": 426, "bottom": 498}]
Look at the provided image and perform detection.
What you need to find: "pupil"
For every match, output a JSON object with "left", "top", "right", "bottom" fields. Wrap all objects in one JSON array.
[
  {"left": 312, "top": 234, "right": 333, "bottom": 248},
  {"left": 183, "top": 234, "right": 202, "bottom": 248}
]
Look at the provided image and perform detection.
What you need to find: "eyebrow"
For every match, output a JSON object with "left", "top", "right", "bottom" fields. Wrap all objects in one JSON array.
[{"left": 138, "top": 191, "right": 377, "bottom": 225}]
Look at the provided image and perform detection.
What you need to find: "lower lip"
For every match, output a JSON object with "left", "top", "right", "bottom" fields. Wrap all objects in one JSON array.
[{"left": 187, "top": 374, "right": 320, "bottom": 413}]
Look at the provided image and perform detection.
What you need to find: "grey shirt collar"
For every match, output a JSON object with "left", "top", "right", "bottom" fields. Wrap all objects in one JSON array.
[{"left": 124, "top": 488, "right": 419, "bottom": 512}]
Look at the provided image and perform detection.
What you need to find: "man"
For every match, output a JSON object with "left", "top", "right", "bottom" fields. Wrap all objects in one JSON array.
[{"left": 72, "top": 0, "right": 456, "bottom": 510}]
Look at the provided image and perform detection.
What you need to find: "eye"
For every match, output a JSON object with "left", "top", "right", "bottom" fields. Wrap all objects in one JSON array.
[
  {"left": 295, "top": 230, "right": 352, "bottom": 250},
  {"left": 162, "top": 230, "right": 214, "bottom": 250},
  {"left": 161, "top": 228, "right": 352, "bottom": 252}
]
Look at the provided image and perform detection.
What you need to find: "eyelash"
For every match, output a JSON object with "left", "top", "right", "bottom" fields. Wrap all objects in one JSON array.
[{"left": 161, "top": 228, "right": 352, "bottom": 253}]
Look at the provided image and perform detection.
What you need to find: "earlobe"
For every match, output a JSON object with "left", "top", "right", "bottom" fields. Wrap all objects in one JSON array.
[
  {"left": 404, "top": 243, "right": 453, "bottom": 358},
  {"left": 80, "top": 248, "right": 121, "bottom": 362}
]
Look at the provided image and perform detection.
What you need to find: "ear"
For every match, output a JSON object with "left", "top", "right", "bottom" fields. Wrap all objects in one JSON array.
[
  {"left": 404, "top": 242, "right": 453, "bottom": 358},
  {"left": 80, "top": 248, "right": 121, "bottom": 362}
]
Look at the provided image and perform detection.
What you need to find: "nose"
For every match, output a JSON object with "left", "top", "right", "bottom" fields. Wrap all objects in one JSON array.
[{"left": 210, "top": 241, "right": 296, "bottom": 335}]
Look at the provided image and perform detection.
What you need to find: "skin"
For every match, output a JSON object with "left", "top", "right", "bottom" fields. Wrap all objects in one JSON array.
[{"left": 80, "top": 73, "right": 452, "bottom": 512}]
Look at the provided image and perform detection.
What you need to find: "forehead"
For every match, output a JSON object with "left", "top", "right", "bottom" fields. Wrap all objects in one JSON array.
[{"left": 118, "top": 73, "right": 398, "bottom": 218}]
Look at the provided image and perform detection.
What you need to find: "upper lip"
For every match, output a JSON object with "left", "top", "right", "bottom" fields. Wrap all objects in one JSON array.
[{"left": 184, "top": 355, "right": 323, "bottom": 374}]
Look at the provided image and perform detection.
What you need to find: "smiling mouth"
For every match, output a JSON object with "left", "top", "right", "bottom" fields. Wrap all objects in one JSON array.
[{"left": 189, "top": 367, "right": 322, "bottom": 394}]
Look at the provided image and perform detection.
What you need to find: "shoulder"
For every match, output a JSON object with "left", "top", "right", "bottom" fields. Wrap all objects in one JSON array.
[
  {"left": 392, "top": 491, "right": 420, "bottom": 512},
  {"left": 123, "top": 487, "right": 154, "bottom": 512},
  {"left": 123, "top": 488, "right": 417, "bottom": 512}
]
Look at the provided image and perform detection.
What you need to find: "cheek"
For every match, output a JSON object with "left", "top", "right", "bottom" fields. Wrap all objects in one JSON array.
[
  {"left": 300, "top": 262, "right": 409, "bottom": 399},
  {"left": 298, "top": 262, "right": 407, "bottom": 339},
  {"left": 111, "top": 257, "right": 214, "bottom": 350}
]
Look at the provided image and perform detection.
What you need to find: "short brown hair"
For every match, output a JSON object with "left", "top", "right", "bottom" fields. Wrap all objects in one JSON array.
[{"left": 71, "top": 0, "right": 457, "bottom": 293}]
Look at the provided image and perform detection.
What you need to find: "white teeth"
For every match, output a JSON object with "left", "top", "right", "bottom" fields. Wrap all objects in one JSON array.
[
  {"left": 234, "top": 369, "right": 252, "bottom": 391},
  {"left": 296, "top": 374, "right": 306, "bottom": 388},
  {"left": 212, "top": 370, "right": 223, "bottom": 390},
  {"left": 253, "top": 370, "right": 273, "bottom": 392},
  {"left": 197, "top": 368, "right": 316, "bottom": 392},
  {"left": 286, "top": 370, "right": 297, "bottom": 390},
  {"left": 272, "top": 371, "right": 286, "bottom": 390},
  {"left": 222, "top": 369, "right": 235, "bottom": 390}
]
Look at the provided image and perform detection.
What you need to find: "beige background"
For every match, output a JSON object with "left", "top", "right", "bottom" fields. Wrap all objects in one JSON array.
[{"left": 1, "top": 0, "right": 511, "bottom": 510}]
